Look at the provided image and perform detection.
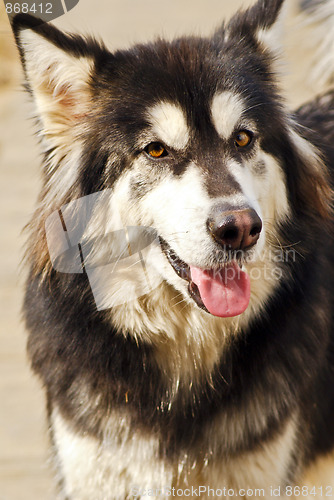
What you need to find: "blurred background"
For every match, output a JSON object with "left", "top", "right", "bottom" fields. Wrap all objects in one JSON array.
[{"left": 0, "top": 0, "right": 322, "bottom": 498}]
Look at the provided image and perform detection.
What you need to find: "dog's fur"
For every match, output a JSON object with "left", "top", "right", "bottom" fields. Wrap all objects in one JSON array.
[{"left": 13, "top": 0, "right": 334, "bottom": 498}]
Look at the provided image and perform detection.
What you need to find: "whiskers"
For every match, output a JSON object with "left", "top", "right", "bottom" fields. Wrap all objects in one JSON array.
[
  {"left": 170, "top": 291, "right": 187, "bottom": 310},
  {"left": 263, "top": 219, "right": 305, "bottom": 260}
]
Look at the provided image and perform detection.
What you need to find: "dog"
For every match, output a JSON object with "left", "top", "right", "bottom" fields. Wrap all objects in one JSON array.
[{"left": 13, "top": 0, "right": 334, "bottom": 497}]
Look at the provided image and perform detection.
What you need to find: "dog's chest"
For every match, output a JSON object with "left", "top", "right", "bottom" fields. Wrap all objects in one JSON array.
[{"left": 51, "top": 408, "right": 298, "bottom": 499}]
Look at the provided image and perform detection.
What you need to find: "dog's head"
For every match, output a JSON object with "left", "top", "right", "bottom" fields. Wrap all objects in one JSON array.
[{"left": 14, "top": 0, "right": 331, "bottom": 322}]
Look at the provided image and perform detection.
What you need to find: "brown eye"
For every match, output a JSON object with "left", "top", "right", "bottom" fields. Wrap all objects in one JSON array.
[
  {"left": 235, "top": 130, "right": 253, "bottom": 148},
  {"left": 145, "top": 142, "right": 168, "bottom": 158}
]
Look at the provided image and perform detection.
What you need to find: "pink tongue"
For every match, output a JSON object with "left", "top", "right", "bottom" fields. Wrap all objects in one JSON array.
[{"left": 190, "top": 262, "right": 250, "bottom": 318}]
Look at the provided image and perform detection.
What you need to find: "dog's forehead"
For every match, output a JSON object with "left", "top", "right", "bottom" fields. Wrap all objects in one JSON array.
[
  {"left": 145, "top": 90, "right": 247, "bottom": 150},
  {"left": 109, "top": 38, "right": 272, "bottom": 148}
]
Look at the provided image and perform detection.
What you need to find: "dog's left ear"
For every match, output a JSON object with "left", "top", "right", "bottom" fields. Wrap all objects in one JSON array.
[{"left": 224, "top": 0, "right": 286, "bottom": 52}]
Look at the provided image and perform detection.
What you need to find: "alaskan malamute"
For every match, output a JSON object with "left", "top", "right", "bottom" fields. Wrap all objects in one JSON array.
[{"left": 13, "top": 0, "right": 334, "bottom": 497}]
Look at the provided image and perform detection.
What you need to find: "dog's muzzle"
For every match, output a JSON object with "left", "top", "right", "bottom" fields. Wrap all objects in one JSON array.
[{"left": 159, "top": 205, "right": 262, "bottom": 318}]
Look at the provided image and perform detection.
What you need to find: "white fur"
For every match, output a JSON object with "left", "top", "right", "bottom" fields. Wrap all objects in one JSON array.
[
  {"left": 257, "top": 151, "right": 291, "bottom": 222},
  {"left": 18, "top": 29, "right": 93, "bottom": 104},
  {"left": 146, "top": 102, "right": 190, "bottom": 150},
  {"left": 288, "top": 126, "right": 325, "bottom": 176},
  {"left": 81, "top": 155, "right": 290, "bottom": 381},
  {"left": 210, "top": 91, "right": 245, "bottom": 139},
  {"left": 228, "top": 159, "right": 263, "bottom": 216},
  {"left": 18, "top": 29, "right": 94, "bottom": 200},
  {"left": 52, "top": 409, "right": 173, "bottom": 499},
  {"left": 18, "top": 29, "right": 93, "bottom": 130},
  {"left": 197, "top": 413, "right": 299, "bottom": 497},
  {"left": 52, "top": 408, "right": 298, "bottom": 499},
  {"left": 138, "top": 164, "right": 216, "bottom": 268},
  {"left": 44, "top": 145, "right": 84, "bottom": 205}
]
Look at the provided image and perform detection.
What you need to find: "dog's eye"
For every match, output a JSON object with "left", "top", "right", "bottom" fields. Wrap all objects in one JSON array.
[
  {"left": 235, "top": 131, "right": 253, "bottom": 148},
  {"left": 145, "top": 142, "right": 168, "bottom": 158}
]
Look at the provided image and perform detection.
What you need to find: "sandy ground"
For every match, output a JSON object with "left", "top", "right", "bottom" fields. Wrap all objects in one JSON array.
[{"left": 0, "top": 0, "right": 328, "bottom": 498}]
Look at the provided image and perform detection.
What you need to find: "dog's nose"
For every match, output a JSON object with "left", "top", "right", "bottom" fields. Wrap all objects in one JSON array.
[{"left": 207, "top": 208, "right": 262, "bottom": 251}]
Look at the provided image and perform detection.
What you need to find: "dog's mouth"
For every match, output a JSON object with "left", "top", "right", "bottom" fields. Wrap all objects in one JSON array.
[{"left": 159, "top": 238, "right": 251, "bottom": 317}]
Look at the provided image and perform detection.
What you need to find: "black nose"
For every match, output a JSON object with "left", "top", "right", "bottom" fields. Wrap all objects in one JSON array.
[{"left": 207, "top": 208, "right": 262, "bottom": 251}]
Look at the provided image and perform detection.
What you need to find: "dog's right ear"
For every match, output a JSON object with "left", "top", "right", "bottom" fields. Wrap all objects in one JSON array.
[
  {"left": 13, "top": 15, "right": 107, "bottom": 152},
  {"left": 222, "top": 0, "right": 286, "bottom": 53},
  {"left": 228, "top": 0, "right": 285, "bottom": 34}
]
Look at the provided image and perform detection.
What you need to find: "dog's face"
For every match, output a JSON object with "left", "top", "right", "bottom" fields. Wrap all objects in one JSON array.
[
  {"left": 101, "top": 37, "right": 290, "bottom": 318},
  {"left": 14, "top": 0, "right": 330, "bottom": 322}
]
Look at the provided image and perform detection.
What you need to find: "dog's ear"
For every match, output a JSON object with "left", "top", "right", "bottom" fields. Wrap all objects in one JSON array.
[
  {"left": 223, "top": 0, "right": 286, "bottom": 52},
  {"left": 13, "top": 15, "right": 106, "bottom": 153}
]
